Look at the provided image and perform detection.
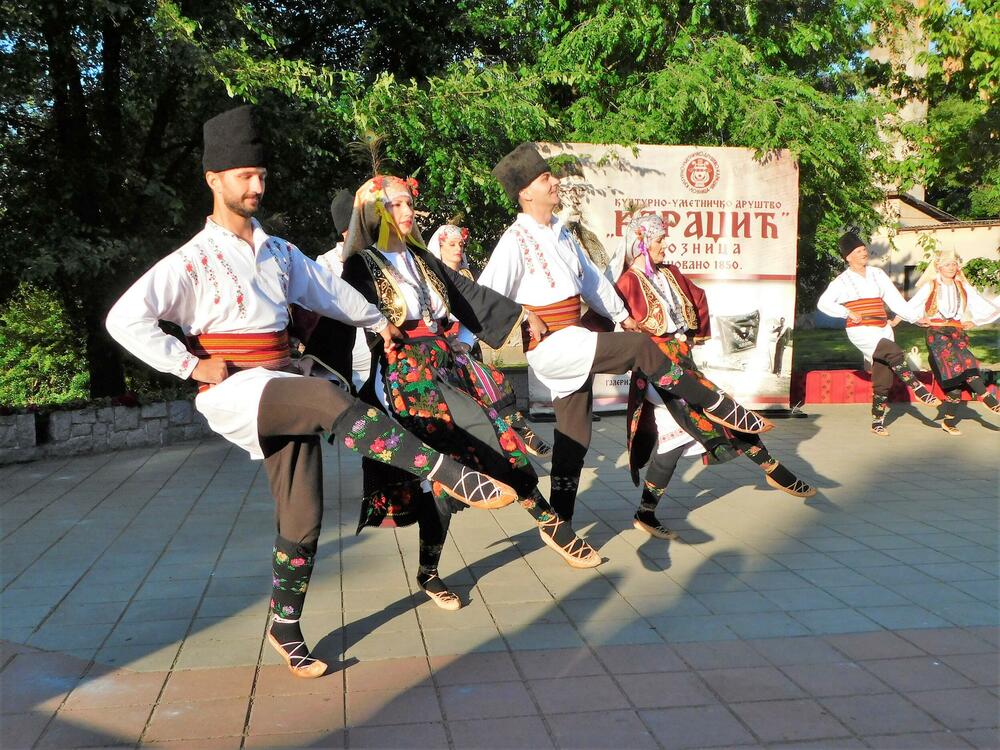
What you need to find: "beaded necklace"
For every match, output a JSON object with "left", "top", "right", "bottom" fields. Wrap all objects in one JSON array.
[{"left": 384, "top": 250, "right": 440, "bottom": 332}]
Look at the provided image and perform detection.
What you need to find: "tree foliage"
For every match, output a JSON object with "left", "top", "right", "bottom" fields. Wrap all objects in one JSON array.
[
  {"left": 890, "top": 0, "right": 1000, "bottom": 218},
  {"left": 1, "top": 0, "right": 993, "bottom": 406},
  {"left": 0, "top": 285, "right": 89, "bottom": 408}
]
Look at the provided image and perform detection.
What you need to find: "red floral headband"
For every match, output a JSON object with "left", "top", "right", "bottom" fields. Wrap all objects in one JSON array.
[{"left": 371, "top": 175, "right": 419, "bottom": 198}]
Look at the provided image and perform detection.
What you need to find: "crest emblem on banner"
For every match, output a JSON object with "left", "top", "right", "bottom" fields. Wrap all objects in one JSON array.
[{"left": 681, "top": 152, "right": 720, "bottom": 193}]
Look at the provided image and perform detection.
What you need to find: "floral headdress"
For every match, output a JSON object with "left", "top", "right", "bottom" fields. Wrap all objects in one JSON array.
[
  {"left": 343, "top": 175, "right": 426, "bottom": 258},
  {"left": 624, "top": 214, "right": 668, "bottom": 278},
  {"left": 915, "top": 249, "right": 968, "bottom": 289},
  {"left": 426, "top": 224, "right": 470, "bottom": 269}
]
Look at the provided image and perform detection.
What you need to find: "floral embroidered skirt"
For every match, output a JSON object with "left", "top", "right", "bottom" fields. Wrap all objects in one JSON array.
[
  {"left": 357, "top": 336, "right": 535, "bottom": 533},
  {"left": 926, "top": 326, "right": 980, "bottom": 391},
  {"left": 625, "top": 337, "right": 744, "bottom": 482}
]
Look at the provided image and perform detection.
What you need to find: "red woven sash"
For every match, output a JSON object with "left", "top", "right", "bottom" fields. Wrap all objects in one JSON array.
[
  {"left": 187, "top": 330, "right": 292, "bottom": 371},
  {"left": 524, "top": 295, "right": 582, "bottom": 351},
  {"left": 843, "top": 298, "right": 888, "bottom": 328},
  {"left": 398, "top": 319, "right": 457, "bottom": 338},
  {"left": 926, "top": 318, "right": 964, "bottom": 328}
]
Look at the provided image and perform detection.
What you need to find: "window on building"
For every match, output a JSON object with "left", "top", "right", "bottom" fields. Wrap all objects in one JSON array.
[{"left": 903, "top": 265, "right": 919, "bottom": 296}]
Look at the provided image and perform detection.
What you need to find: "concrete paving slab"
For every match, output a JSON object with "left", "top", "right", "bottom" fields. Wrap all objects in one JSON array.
[{"left": 0, "top": 404, "right": 995, "bottom": 747}]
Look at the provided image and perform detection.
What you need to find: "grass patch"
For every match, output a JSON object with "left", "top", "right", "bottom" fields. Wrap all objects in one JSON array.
[{"left": 792, "top": 324, "right": 1000, "bottom": 371}]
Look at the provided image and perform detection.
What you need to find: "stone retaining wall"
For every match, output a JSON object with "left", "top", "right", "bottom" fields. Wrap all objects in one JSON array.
[
  {"left": 0, "top": 400, "right": 212, "bottom": 465},
  {"left": 0, "top": 366, "right": 532, "bottom": 465}
]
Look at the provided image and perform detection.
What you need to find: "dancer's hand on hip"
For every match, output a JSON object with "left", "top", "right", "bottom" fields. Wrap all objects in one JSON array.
[
  {"left": 525, "top": 310, "right": 548, "bottom": 342},
  {"left": 381, "top": 323, "right": 402, "bottom": 353},
  {"left": 192, "top": 359, "right": 228, "bottom": 384}
]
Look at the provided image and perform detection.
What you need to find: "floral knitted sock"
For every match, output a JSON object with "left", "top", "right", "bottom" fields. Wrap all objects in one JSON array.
[
  {"left": 519, "top": 488, "right": 557, "bottom": 524},
  {"left": 871, "top": 394, "right": 889, "bottom": 435},
  {"left": 890, "top": 363, "right": 938, "bottom": 404},
  {"left": 967, "top": 375, "right": 999, "bottom": 411},
  {"left": 269, "top": 535, "right": 318, "bottom": 666}
]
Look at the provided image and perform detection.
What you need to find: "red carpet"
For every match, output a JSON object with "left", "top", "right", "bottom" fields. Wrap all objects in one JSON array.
[{"left": 791, "top": 370, "right": 998, "bottom": 404}]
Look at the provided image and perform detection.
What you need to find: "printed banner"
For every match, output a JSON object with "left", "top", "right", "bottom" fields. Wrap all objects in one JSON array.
[{"left": 528, "top": 142, "right": 800, "bottom": 413}]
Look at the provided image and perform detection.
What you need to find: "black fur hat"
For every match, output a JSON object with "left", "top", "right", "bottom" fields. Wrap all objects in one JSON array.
[
  {"left": 492, "top": 143, "right": 549, "bottom": 204},
  {"left": 838, "top": 231, "right": 866, "bottom": 259},
  {"left": 202, "top": 105, "right": 266, "bottom": 173}
]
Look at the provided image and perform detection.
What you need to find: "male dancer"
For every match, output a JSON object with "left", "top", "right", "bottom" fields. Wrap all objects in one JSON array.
[
  {"left": 106, "top": 106, "right": 516, "bottom": 678},
  {"left": 477, "top": 143, "right": 772, "bottom": 522},
  {"left": 817, "top": 231, "right": 941, "bottom": 436}
]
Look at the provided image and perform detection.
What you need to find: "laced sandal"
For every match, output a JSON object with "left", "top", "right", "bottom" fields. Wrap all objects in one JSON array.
[
  {"left": 418, "top": 573, "right": 462, "bottom": 611},
  {"left": 633, "top": 512, "right": 677, "bottom": 540},
  {"left": 911, "top": 386, "right": 942, "bottom": 408},
  {"left": 516, "top": 427, "right": 551, "bottom": 457},
  {"left": 266, "top": 631, "right": 328, "bottom": 679},
  {"left": 916, "top": 393, "right": 943, "bottom": 407},
  {"left": 871, "top": 420, "right": 889, "bottom": 437},
  {"left": 763, "top": 461, "right": 817, "bottom": 498},
  {"left": 940, "top": 420, "right": 962, "bottom": 436},
  {"left": 431, "top": 467, "right": 518, "bottom": 510},
  {"left": 982, "top": 396, "right": 1000, "bottom": 414},
  {"left": 705, "top": 396, "right": 773, "bottom": 434},
  {"left": 538, "top": 517, "right": 602, "bottom": 568}
]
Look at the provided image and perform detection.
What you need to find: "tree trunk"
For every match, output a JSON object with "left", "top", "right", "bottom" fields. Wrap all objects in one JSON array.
[{"left": 84, "top": 307, "right": 127, "bottom": 398}]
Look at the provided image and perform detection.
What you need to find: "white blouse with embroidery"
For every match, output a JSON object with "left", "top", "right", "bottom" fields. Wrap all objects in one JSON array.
[
  {"left": 902, "top": 278, "right": 1000, "bottom": 326},
  {"left": 478, "top": 214, "right": 629, "bottom": 399},
  {"left": 106, "top": 218, "right": 387, "bottom": 459},
  {"left": 382, "top": 250, "right": 449, "bottom": 321},
  {"left": 316, "top": 242, "right": 346, "bottom": 277}
]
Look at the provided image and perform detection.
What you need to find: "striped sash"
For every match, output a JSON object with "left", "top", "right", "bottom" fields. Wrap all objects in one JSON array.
[
  {"left": 927, "top": 318, "right": 964, "bottom": 328},
  {"left": 398, "top": 319, "right": 457, "bottom": 338},
  {"left": 843, "top": 298, "right": 888, "bottom": 328},
  {"left": 187, "top": 329, "right": 292, "bottom": 371},
  {"left": 524, "top": 295, "right": 582, "bottom": 351}
]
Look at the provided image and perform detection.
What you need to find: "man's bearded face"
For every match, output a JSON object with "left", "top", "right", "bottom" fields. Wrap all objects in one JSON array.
[{"left": 218, "top": 168, "right": 266, "bottom": 217}]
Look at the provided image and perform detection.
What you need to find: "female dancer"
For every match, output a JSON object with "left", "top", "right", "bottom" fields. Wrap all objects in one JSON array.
[
  {"left": 336, "top": 177, "right": 601, "bottom": 609},
  {"left": 904, "top": 250, "right": 1000, "bottom": 435},
  {"left": 427, "top": 223, "right": 551, "bottom": 457},
  {"left": 426, "top": 224, "right": 474, "bottom": 280},
  {"left": 614, "top": 215, "right": 816, "bottom": 538}
]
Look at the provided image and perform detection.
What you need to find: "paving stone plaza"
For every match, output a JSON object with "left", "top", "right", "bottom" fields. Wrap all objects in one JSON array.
[{"left": 1, "top": 403, "right": 997, "bottom": 749}]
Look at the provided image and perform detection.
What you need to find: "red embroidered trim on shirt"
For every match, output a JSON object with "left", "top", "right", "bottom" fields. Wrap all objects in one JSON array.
[{"left": 511, "top": 225, "right": 556, "bottom": 289}]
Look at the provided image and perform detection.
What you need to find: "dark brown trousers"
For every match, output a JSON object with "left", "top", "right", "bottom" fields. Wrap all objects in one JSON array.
[
  {"left": 871, "top": 338, "right": 905, "bottom": 397},
  {"left": 550, "top": 331, "right": 707, "bottom": 519},
  {"left": 256, "top": 377, "right": 355, "bottom": 548}
]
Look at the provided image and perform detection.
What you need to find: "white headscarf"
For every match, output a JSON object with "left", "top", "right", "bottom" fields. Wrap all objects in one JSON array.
[
  {"left": 426, "top": 224, "right": 469, "bottom": 269},
  {"left": 623, "top": 214, "right": 669, "bottom": 278},
  {"left": 916, "top": 249, "right": 968, "bottom": 289}
]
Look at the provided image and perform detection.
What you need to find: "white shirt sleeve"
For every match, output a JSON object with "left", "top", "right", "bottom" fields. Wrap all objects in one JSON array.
[
  {"left": 900, "top": 282, "right": 932, "bottom": 322},
  {"left": 477, "top": 234, "right": 523, "bottom": 299},
  {"left": 964, "top": 283, "right": 1000, "bottom": 326},
  {"left": 105, "top": 254, "right": 199, "bottom": 380},
  {"left": 573, "top": 236, "right": 628, "bottom": 322},
  {"left": 288, "top": 247, "right": 387, "bottom": 333},
  {"left": 874, "top": 268, "right": 918, "bottom": 322},
  {"left": 817, "top": 276, "right": 851, "bottom": 319}
]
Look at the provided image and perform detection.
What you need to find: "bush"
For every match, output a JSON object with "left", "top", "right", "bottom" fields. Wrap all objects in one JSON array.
[
  {"left": 962, "top": 257, "right": 1000, "bottom": 292},
  {"left": 0, "top": 285, "right": 89, "bottom": 408}
]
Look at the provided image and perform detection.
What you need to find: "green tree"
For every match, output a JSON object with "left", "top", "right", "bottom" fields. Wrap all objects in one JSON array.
[
  {"left": 1, "top": 0, "right": 509, "bottom": 400},
  {"left": 0, "top": 285, "right": 89, "bottom": 408},
  {"left": 891, "top": 0, "right": 1000, "bottom": 218}
]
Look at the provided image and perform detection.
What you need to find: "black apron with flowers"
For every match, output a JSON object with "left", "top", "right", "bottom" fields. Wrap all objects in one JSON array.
[{"left": 339, "top": 247, "right": 533, "bottom": 533}]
